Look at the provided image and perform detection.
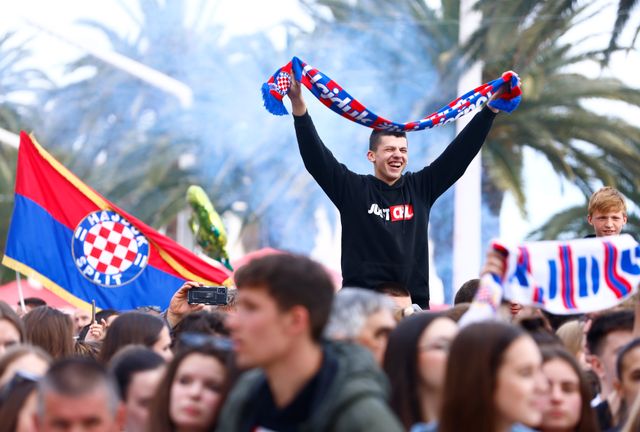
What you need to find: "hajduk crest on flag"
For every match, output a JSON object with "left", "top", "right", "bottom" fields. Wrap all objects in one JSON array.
[
  {"left": 261, "top": 56, "right": 522, "bottom": 131},
  {"left": 2, "top": 132, "right": 232, "bottom": 311}
]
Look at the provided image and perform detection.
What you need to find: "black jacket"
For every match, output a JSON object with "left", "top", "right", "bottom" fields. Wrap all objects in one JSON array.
[{"left": 294, "top": 108, "right": 496, "bottom": 307}]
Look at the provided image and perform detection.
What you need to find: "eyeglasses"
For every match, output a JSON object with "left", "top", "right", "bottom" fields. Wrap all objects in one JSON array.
[
  {"left": 178, "top": 332, "right": 234, "bottom": 352},
  {"left": 0, "top": 370, "right": 40, "bottom": 403}
]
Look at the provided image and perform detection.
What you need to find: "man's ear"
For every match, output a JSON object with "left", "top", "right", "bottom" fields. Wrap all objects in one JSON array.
[
  {"left": 587, "top": 215, "right": 593, "bottom": 226},
  {"left": 588, "top": 354, "right": 605, "bottom": 379},
  {"left": 623, "top": 214, "right": 628, "bottom": 225},
  {"left": 286, "top": 305, "right": 311, "bottom": 338},
  {"left": 367, "top": 150, "right": 375, "bottom": 163}
]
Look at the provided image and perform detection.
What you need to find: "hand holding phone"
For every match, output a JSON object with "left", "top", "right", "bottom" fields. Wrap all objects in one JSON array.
[{"left": 187, "top": 286, "right": 228, "bottom": 305}]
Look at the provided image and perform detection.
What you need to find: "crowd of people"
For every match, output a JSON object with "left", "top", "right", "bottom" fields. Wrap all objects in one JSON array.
[
  {"left": 0, "top": 184, "right": 636, "bottom": 431},
  {"left": 1, "top": 70, "right": 638, "bottom": 431}
]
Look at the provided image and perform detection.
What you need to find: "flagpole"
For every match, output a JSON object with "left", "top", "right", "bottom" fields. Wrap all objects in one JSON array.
[
  {"left": 16, "top": 272, "right": 26, "bottom": 314},
  {"left": 452, "top": 0, "right": 483, "bottom": 296}
]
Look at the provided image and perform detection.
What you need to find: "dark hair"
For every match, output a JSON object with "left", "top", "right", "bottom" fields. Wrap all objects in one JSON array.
[
  {"left": 21, "top": 297, "right": 46, "bottom": 308},
  {"left": 146, "top": 342, "right": 236, "bottom": 432},
  {"left": 541, "top": 346, "right": 599, "bottom": 432},
  {"left": 38, "top": 357, "right": 119, "bottom": 415},
  {"left": 99, "top": 312, "right": 167, "bottom": 363},
  {"left": 518, "top": 317, "right": 561, "bottom": 348},
  {"left": 0, "top": 345, "right": 51, "bottom": 386},
  {"left": 109, "top": 346, "right": 165, "bottom": 401},
  {"left": 617, "top": 338, "right": 640, "bottom": 381},
  {"left": 171, "top": 311, "right": 229, "bottom": 351},
  {"left": 0, "top": 301, "right": 25, "bottom": 342},
  {"left": 442, "top": 303, "right": 470, "bottom": 322},
  {"left": 454, "top": 279, "right": 479, "bottom": 305},
  {"left": 23, "top": 307, "right": 74, "bottom": 359},
  {"left": 541, "top": 310, "right": 585, "bottom": 332},
  {"left": 439, "top": 321, "right": 528, "bottom": 432},
  {"left": 0, "top": 373, "right": 38, "bottom": 432},
  {"left": 587, "top": 310, "right": 634, "bottom": 356},
  {"left": 369, "top": 130, "right": 407, "bottom": 152},
  {"left": 375, "top": 281, "right": 411, "bottom": 298},
  {"left": 383, "top": 312, "right": 448, "bottom": 429},
  {"left": 234, "top": 253, "right": 334, "bottom": 342}
]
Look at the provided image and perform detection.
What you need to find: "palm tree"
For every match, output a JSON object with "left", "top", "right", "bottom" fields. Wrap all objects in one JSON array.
[
  {"left": 605, "top": 0, "right": 640, "bottom": 61},
  {"left": 461, "top": 0, "right": 640, "bottom": 241},
  {"left": 0, "top": 32, "right": 52, "bottom": 283}
]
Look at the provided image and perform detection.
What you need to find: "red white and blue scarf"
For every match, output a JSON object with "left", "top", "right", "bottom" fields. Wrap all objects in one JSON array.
[
  {"left": 262, "top": 56, "right": 521, "bottom": 131},
  {"left": 460, "top": 235, "right": 640, "bottom": 327}
]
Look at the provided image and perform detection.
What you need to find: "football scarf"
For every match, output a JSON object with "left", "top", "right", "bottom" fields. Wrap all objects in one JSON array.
[{"left": 262, "top": 56, "right": 521, "bottom": 131}]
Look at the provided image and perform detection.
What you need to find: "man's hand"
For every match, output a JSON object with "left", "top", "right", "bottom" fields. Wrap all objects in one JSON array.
[
  {"left": 487, "top": 71, "right": 520, "bottom": 114},
  {"left": 287, "top": 77, "right": 307, "bottom": 116},
  {"left": 166, "top": 281, "right": 206, "bottom": 328}
]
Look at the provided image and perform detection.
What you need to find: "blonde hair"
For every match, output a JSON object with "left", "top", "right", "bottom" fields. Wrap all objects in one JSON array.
[
  {"left": 588, "top": 187, "right": 627, "bottom": 217},
  {"left": 556, "top": 320, "right": 584, "bottom": 358}
]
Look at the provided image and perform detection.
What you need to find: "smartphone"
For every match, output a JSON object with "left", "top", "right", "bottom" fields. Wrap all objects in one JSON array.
[
  {"left": 187, "top": 286, "right": 228, "bottom": 305},
  {"left": 91, "top": 300, "right": 96, "bottom": 323}
]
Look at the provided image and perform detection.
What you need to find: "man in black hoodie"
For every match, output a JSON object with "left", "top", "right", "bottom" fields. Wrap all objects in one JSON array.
[{"left": 288, "top": 76, "right": 514, "bottom": 308}]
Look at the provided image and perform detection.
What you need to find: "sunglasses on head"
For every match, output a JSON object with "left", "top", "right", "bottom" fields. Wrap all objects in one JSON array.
[
  {"left": 136, "top": 305, "right": 162, "bottom": 313},
  {"left": 178, "top": 332, "right": 234, "bottom": 351}
]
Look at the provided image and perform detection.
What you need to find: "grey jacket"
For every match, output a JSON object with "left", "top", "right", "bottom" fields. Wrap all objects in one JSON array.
[{"left": 215, "top": 341, "right": 404, "bottom": 432}]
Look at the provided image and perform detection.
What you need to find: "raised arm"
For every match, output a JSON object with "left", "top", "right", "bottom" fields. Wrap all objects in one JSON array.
[
  {"left": 289, "top": 78, "right": 353, "bottom": 207},
  {"left": 421, "top": 73, "right": 518, "bottom": 203}
]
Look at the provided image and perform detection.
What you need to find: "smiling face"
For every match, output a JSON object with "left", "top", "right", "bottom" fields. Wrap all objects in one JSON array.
[
  {"left": 588, "top": 210, "right": 627, "bottom": 237},
  {"left": 367, "top": 134, "right": 408, "bottom": 185}
]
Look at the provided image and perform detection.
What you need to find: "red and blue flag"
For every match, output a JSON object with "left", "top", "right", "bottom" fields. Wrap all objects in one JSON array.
[{"left": 2, "top": 132, "right": 232, "bottom": 311}]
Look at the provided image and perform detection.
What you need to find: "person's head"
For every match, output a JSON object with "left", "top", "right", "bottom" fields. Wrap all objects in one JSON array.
[
  {"left": 147, "top": 339, "right": 234, "bottom": 432},
  {"left": 73, "top": 309, "right": 91, "bottom": 334},
  {"left": 0, "top": 345, "right": 51, "bottom": 387},
  {"left": 99, "top": 312, "right": 172, "bottom": 363},
  {"left": 0, "top": 370, "right": 39, "bottom": 432},
  {"left": 109, "top": 346, "right": 165, "bottom": 432},
  {"left": 586, "top": 309, "right": 634, "bottom": 397},
  {"left": 19, "top": 298, "right": 46, "bottom": 314},
  {"left": 556, "top": 319, "right": 589, "bottom": 369},
  {"left": 439, "top": 321, "right": 547, "bottom": 432},
  {"left": 37, "top": 357, "right": 124, "bottom": 432},
  {"left": 616, "top": 338, "right": 640, "bottom": 416},
  {"left": 324, "top": 288, "right": 396, "bottom": 364},
  {"left": 171, "top": 310, "right": 229, "bottom": 352},
  {"left": 95, "top": 309, "right": 120, "bottom": 326},
  {"left": 0, "top": 301, "right": 24, "bottom": 356},
  {"left": 23, "top": 307, "right": 74, "bottom": 360},
  {"left": 228, "top": 253, "right": 334, "bottom": 369},
  {"left": 539, "top": 346, "right": 598, "bottom": 432},
  {"left": 367, "top": 130, "right": 408, "bottom": 185},
  {"left": 376, "top": 282, "right": 415, "bottom": 319},
  {"left": 383, "top": 313, "right": 458, "bottom": 429},
  {"left": 454, "top": 278, "right": 479, "bottom": 305},
  {"left": 587, "top": 186, "right": 627, "bottom": 236}
]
